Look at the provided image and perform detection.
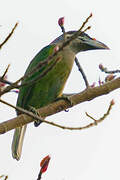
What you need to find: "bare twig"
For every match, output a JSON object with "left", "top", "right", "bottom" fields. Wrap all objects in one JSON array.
[
  {"left": 0, "top": 78, "right": 12, "bottom": 85},
  {"left": 80, "top": 13, "right": 92, "bottom": 31},
  {"left": 58, "top": 17, "right": 90, "bottom": 88},
  {"left": 99, "top": 64, "right": 120, "bottom": 74},
  {"left": 21, "top": 14, "right": 92, "bottom": 84},
  {"left": 0, "top": 65, "right": 13, "bottom": 86},
  {"left": 0, "top": 96, "right": 114, "bottom": 132},
  {"left": 86, "top": 99, "right": 114, "bottom": 124},
  {"left": 37, "top": 172, "right": 42, "bottom": 180},
  {"left": 4, "top": 176, "right": 8, "bottom": 180},
  {"left": 18, "top": 57, "right": 61, "bottom": 87},
  {"left": 75, "top": 57, "right": 89, "bottom": 87},
  {"left": 0, "top": 14, "right": 92, "bottom": 96},
  {"left": 0, "top": 58, "right": 89, "bottom": 89},
  {"left": 1, "top": 64, "right": 10, "bottom": 79},
  {"left": 0, "top": 22, "right": 18, "bottom": 49},
  {"left": 0, "top": 99, "right": 44, "bottom": 122},
  {"left": 0, "top": 56, "right": 61, "bottom": 94},
  {"left": 0, "top": 175, "right": 8, "bottom": 180},
  {"left": 0, "top": 78, "right": 119, "bottom": 134}
]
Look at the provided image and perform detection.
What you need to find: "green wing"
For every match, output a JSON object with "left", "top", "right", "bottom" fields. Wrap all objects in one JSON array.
[{"left": 17, "top": 44, "right": 55, "bottom": 111}]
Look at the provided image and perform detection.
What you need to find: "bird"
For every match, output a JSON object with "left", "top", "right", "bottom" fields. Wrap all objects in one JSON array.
[{"left": 12, "top": 31, "right": 109, "bottom": 160}]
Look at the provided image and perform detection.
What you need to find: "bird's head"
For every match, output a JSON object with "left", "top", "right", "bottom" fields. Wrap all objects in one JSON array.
[{"left": 51, "top": 31, "right": 109, "bottom": 54}]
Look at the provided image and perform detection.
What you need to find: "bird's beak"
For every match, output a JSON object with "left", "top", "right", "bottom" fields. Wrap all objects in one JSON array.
[{"left": 84, "top": 38, "right": 109, "bottom": 50}]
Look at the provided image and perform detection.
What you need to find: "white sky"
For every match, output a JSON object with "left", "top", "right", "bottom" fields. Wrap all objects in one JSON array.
[{"left": 0, "top": 0, "right": 120, "bottom": 179}]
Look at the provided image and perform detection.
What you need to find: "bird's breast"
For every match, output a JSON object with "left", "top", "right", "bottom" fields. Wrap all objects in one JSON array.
[{"left": 17, "top": 49, "right": 75, "bottom": 109}]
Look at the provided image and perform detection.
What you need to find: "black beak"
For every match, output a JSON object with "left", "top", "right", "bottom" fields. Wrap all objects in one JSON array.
[{"left": 83, "top": 38, "right": 109, "bottom": 50}]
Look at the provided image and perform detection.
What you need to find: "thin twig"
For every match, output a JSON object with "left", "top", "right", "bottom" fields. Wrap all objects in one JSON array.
[
  {"left": 58, "top": 18, "right": 90, "bottom": 88},
  {"left": 0, "top": 14, "right": 92, "bottom": 96},
  {"left": 1, "top": 64, "right": 10, "bottom": 79},
  {"left": 21, "top": 15, "right": 92, "bottom": 84},
  {"left": 99, "top": 64, "right": 120, "bottom": 74},
  {"left": 17, "top": 57, "right": 61, "bottom": 87},
  {"left": 0, "top": 57, "right": 61, "bottom": 92},
  {"left": 0, "top": 99, "right": 44, "bottom": 122},
  {"left": 0, "top": 98, "right": 113, "bottom": 131},
  {"left": 0, "top": 22, "right": 18, "bottom": 49},
  {"left": 0, "top": 65, "right": 13, "bottom": 86},
  {"left": 0, "top": 99, "right": 101, "bottom": 131},
  {"left": 0, "top": 175, "right": 8, "bottom": 180},
  {"left": 0, "top": 78, "right": 12, "bottom": 85},
  {"left": 103, "top": 69, "right": 120, "bottom": 74},
  {"left": 80, "top": 13, "right": 92, "bottom": 31},
  {"left": 86, "top": 99, "right": 114, "bottom": 124},
  {"left": 0, "top": 80, "right": 117, "bottom": 134},
  {"left": 37, "top": 171, "right": 42, "bottom": 180},
  {"left": 4, "top": 176, "right": 8, "bottom": 180},
  {"left": 75, "top": 57, "right": 89, "bottom": 87}
]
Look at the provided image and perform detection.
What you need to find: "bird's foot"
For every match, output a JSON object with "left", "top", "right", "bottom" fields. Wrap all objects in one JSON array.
[
  {"left": 56, "top": 94, "right": 74, "bottom": 107},
  {"left": 29, "top": 106, "right": 42, "bottom": 127}
]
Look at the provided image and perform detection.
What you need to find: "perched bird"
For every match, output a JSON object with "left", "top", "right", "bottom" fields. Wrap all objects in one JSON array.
[{"left": 12, "top": 31, "right": 109, "bottom": 160}]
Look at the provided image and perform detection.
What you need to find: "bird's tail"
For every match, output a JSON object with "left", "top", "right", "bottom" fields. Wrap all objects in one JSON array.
[{"left": 12, "top": 125, "right": 27, "bottom": 160}]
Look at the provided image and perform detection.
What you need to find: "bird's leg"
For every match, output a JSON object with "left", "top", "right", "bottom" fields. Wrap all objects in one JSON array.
[{"left": 28, "top": 106, "right": 43, "bottom": 127}]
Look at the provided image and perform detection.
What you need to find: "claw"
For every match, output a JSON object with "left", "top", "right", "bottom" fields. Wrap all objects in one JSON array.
[
  {"left": 56, "top": 94, "right": 74, "bottom": 107},
  {"left": 29, "top": 106, "right": 42, "bottom": 127},
  {"left": 34, "top": 120, "right": 42, "bottom": 127}
]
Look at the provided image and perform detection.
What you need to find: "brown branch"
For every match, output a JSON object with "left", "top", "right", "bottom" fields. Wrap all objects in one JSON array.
[
  {"left": 0, "top": 77, "right": 119, "bottom": 134},
  {"left": 1, "top": 64, "right": 10, "bottom": 79},
  {"left": 0, "top": 22, "right": 18, "bottom": 49},
  {"left": 0, "top": 77, "right": 12, "bottom": 85},
  {"left": 58, "top": 18, "right": 90, "bottom": 88},
  {"left": 0, "top": 65, "right": 13, "bottom": 87},
  {"left": 0, "top": 14, "right": 92, "bottom": 96},
  {"left": 99, "top": 64, "right": 120, "bottom": 74},
  {"left": 86, "top": 99, "right": 114, "bottom": 124},
  {"left": 37, "top": 172, "right": 42, "bottom": 180},
  {"left": 0, "top": 57, "right": 61, "bottom": 94},
  {"left": 0, "top": 175, "right": 8, "bottom": 180}
]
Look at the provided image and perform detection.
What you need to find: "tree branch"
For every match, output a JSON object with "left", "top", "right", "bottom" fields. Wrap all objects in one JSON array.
[
  {"left": 0, "top": 22, "right": 18, "bottom": 49},
  {"left": 99, "top": 64, "right": 120, "bottom": 74},
  {"left": 0, "top": 14, "right": 92, "bottom": 96},
  {"left": 75, "top": 57, "right": 89, "bottom": 87},
  {"left": 0, "top": 77, "right": 119, "bottom": 134}
]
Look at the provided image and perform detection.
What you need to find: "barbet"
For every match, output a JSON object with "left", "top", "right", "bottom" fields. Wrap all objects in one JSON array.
[{"left": 12, "top": 30, "right": 109, "bottom": 160}]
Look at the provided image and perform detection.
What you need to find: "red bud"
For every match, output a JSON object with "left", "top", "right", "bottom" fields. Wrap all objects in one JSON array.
[
  {"left": 0, "top": 82, "right": 5, "bottom": 87},
  {"left": 90, "top": 82, "right": 96, "bottom": 88},
  {"left": 40, "top": 155, "right": 51, "bottom": 174},
  {"left": 90, "top": 13, "right": 93, "bottom": 17},
  {"left": 0, "top": 75, "right": 7, "bottom": 88},
  {"left": 111, "top": 99, "right": 115, "bottom": 105},
  {"left": 58, "top": 17, "right": 64, "bottom": 27},
  {"left": 99, "top": 64, "right": 104, "bottom": 71}
]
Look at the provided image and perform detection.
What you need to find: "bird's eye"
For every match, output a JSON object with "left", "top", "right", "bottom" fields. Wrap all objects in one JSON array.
[{"left": 66, "top": 36, "right": 70, "bottom": 39}]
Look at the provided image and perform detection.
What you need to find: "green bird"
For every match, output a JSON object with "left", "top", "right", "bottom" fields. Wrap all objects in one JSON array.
[{"left": 12, "top": 31, "right": 109, "bottom": 160}]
